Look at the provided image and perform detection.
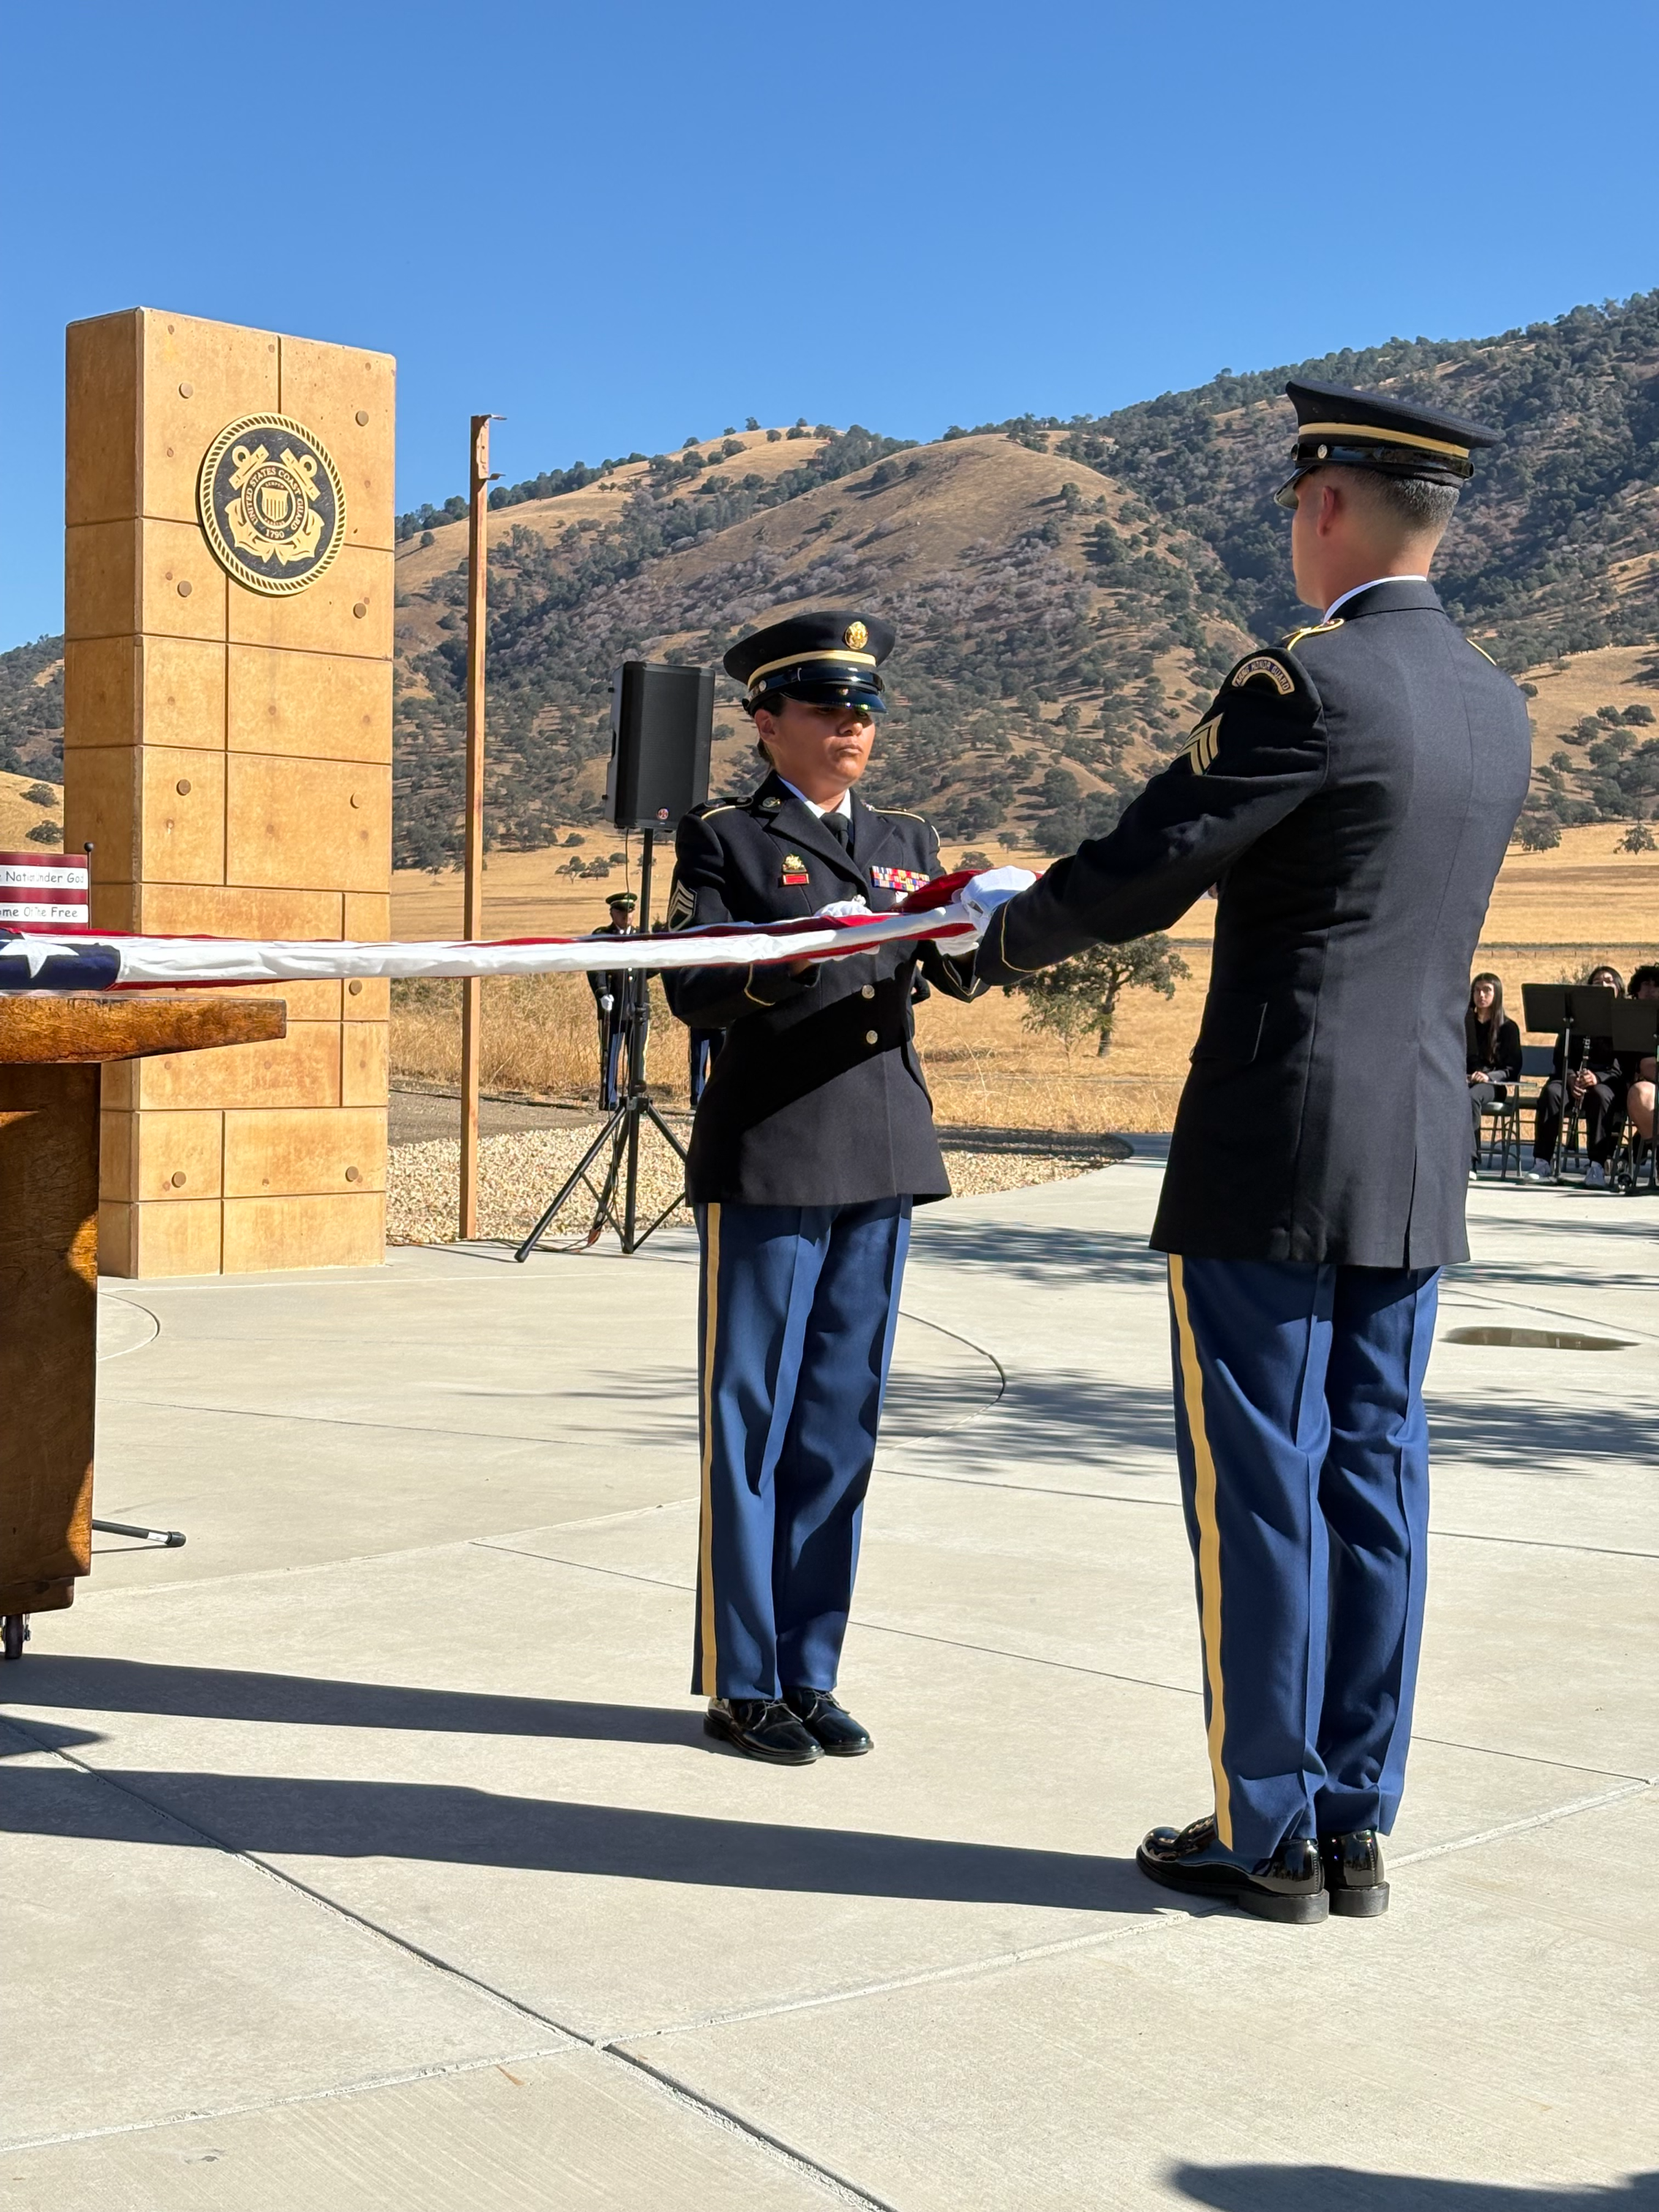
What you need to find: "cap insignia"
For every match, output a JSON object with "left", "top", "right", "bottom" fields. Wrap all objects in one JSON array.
[{"left": 843, "top": 621, "right": 868, "bottom": 650}]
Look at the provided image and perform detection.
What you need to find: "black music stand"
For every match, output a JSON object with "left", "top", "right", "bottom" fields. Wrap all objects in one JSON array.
[
  {"left": 1520, "top": 984, "right": 1617, "bottom": 1184},
  {"left": 1609, "top": 997, "right": 1659, "bottom": 1193}
]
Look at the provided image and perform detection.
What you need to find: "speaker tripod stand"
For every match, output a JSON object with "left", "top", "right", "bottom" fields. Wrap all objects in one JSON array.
[{"left": 514, "top": 830, "right": 689, "bottom": 1260}]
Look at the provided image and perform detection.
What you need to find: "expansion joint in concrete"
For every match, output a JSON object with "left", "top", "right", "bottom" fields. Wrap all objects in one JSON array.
[
  {"left": 1391, "top": 1775, "right": 1655, "bottom": 1867},
  {"left": 0, "top": 1718, "right": 906, "bottom": 2207}
]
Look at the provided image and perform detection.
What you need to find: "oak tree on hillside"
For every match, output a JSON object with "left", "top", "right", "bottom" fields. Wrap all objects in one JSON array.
[{"left": 1011, "top": 936, "right": 1191, "bottom": 1058}]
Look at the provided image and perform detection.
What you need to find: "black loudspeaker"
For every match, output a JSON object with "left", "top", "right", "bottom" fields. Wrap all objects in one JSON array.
[{"left": 605, "top": 661, "right": 714, "bottom": 832}]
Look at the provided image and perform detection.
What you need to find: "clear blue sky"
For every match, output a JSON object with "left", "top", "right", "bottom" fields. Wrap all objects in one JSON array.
[{"left": 5, "top": 0, "right": 1656, "bottom": 647}]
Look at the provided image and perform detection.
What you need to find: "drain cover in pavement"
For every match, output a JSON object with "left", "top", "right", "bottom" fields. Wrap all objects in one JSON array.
[{"left": 1444, "top": 1325, "right": 1636, "bottom": 1352}]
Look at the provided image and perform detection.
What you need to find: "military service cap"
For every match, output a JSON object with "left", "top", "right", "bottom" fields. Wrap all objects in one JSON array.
[
  {"left": 1274, "top": 378, "right": 1502, "bottom": 508},
  {"left": 606, "top": 889, "right": 637, "bottom": 909},
  {"left": 723, "top": 610, "right": 895, "bottom": 715}
]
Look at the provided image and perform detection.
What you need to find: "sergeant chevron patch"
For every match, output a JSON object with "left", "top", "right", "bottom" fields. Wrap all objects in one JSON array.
[
  {"left": 667, "top": 881, "right": 696, "bottom": 927},
  {"left": 1184, "top": 715, "right": 1223, "bottom": 775},
  {"left": 1230, "top": 653, "right": 1296, "bottom": 695}
]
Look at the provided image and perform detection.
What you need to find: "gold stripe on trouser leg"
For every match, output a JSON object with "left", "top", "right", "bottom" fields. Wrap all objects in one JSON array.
[
  {"left": 697, "top": 1204, "right": 722, "bottom": 1693},
  {"left": 1169, "top": 1254, "right": 1233, "bottom": 1851}
]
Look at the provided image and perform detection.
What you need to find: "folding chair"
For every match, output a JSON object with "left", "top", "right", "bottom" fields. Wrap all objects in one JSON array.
[
  {"left": 1476, "top": 1074, "right": 1524, "bottom": 1179},
  {"left": 1508, "top": 1043, "right": 1583, "bottom": 1179}
]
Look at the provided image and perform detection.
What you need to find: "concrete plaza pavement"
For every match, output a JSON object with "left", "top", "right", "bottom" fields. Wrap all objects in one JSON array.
[{"left": 1, "top": 1148, "right": 1655, "bottom": 2209}]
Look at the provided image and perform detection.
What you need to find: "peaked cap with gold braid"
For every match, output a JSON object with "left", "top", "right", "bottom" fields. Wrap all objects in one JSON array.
[
  {"left": 723, "top": 609, "right": 895, "bottom": 715},
  {"left": 1275, "top": 377, "right": 1502, "bottom": 508}
]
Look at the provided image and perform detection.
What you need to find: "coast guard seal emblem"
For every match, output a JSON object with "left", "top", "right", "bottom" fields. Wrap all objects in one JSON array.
[{"left": 198, "top": 413, "right": 346, "bottom": 595}]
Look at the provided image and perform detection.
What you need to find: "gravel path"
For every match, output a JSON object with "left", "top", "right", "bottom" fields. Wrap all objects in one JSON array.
[{"left": 386, "top": 1121, "right": 1129, "bottom": 1246}]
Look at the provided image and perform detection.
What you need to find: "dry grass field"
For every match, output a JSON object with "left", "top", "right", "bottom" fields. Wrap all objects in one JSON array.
[{"left": 388, "top": 822, "right": 1658, "bottom": 1132}]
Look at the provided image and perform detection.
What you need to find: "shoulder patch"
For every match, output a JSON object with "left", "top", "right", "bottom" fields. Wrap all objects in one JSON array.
[
  {"left": 1230, "top": 652, "right": 1297, "bottom": 696},
  {"left": 666, "top": 879, "right": 696, "bottom": 928},
  {"left": 1279, "top": 618, "right": 1344, "bottom": 652},
  {"left": 1183, "top": 713, "right": 1223, "bottom": 775}
]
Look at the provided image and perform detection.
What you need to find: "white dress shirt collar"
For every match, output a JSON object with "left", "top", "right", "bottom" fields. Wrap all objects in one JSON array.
[
  {"left": 778, "top": 778, "right": 853, "bottom": 821},
  {"left": 1323, "top": 575, "right": 1429, "bottom": 622}
]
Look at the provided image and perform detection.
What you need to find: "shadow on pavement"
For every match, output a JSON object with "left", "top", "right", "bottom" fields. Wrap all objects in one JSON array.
[
  {"left": 2, "top": 1658, "right": 700, "bottom": 1744},
  {"left": 910, "top": 1218, "right": 1170, "bottom": 1287},
  {"left": 1173, "top": 2165, "right": 1659, "bottom": 2209},
  {"left": 890, "top": 1371, "right": 1177, "bottom": 1467},
  {"left": 0, "top": 1760, "right": 1149, "bottom": 1912},
  {"left": 1426, "top": 1392, "right": 1659, "bottom": 1471}
]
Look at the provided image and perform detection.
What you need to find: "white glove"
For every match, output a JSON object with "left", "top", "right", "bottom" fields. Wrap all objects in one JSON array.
[
  {"left": 815, "top": 898, "right": 872, "bottom": 919},
  {"left": 961, "top": 867, "right": 1037, "bottom": 935},
  {"left": 599, "top": 993, "right": 614, "bottom": 1012}
]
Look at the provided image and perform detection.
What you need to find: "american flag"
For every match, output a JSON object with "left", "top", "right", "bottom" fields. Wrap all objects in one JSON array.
[{"left": 0, "top": 900, "right": 978, "bottom": 993}]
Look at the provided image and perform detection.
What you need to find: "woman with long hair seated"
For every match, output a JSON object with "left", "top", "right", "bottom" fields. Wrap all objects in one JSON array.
[
  {"left": 1466, "top": 971, "right": 1522, "bottom": 1172},
  {"left": 1529, "top": 963, "right": 1626, "bottom": 1188}
]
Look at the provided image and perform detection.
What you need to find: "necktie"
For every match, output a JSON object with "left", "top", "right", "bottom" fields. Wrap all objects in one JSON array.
[{"left": 823, "top": 810, "right": 851, "bottom": 853}]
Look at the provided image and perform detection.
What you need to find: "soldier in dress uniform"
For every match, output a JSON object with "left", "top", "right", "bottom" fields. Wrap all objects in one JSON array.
[
  {"left": 969, "top": 381, "right": 1531, "bottom": 1920},
  {"left": 586, "top": 890, "right": 637, "bottom": 1107},
  {"left": 663, "top": 610, "right": 975, "bottom": 1764}
]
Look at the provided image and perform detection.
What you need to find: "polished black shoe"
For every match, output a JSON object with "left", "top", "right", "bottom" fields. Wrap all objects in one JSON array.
[
  {"left": 782, "top": 1687, "right": 873, "bottom": 1756},
  {"left": 1320, "top": 1828, "right": 1390, "bottom": 1917},
  {"left": 704, "top": 1698, "right": 821, "bottom": 1764},
  {"left": 1136, "top": 1816, "right": 1328, "bottom": 1925}
]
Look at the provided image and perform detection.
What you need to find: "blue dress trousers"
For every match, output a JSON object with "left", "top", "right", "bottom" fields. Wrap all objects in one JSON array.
[
  {"left": 1168, "top": 1255, "right": 1439, "bottom": 1865},
  {"left": 693, "top": 1197, "right": 911, "bottom": 1701}
]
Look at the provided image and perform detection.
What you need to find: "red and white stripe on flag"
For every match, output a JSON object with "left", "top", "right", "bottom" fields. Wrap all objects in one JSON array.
[{"left": 0, "top": 851, "right": 89, "bottom": 928}]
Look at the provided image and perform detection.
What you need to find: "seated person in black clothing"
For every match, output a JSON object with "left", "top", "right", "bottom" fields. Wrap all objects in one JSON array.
[
  {"left": 1528, "top": 963, "right": 1626, "bottom": 1187},
  {"left": 1622, "top": 963, "right": 1659, "bottom": 1149},
  {"left": 1466, "top": 971, "right": 1522, "bottom": 1169}
]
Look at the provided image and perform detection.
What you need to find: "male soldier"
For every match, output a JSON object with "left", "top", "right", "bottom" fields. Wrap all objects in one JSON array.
[
  {"left": 969, "top": 383, "right": 1530, "bottom": 1921},
  {"left": 663, "top": 610, "right": 974, "bottom": 1764},
  {"left": 586, "top": 889, "right": 637, "bottom": 1107}
]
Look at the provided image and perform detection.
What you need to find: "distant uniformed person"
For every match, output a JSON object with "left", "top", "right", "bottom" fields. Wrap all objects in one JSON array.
[
  {"left": 587, "top": 890, "right": 638, "bottom": 1107},
  {"left": 969, "top": 383, "right": 1530, "bottom": 1919},
  {"left": 687, "top": 1024, "right": 723, "bottom": 1106},
  {"left": 663, "top": 611, "right": 975, "bottom": 1763}
]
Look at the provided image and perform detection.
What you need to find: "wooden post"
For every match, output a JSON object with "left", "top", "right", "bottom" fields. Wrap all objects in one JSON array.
[{"left": 459, "top": 414, "right": 493, "bottom": 1240}]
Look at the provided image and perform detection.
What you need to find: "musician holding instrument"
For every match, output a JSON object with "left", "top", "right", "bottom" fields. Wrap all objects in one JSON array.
[{"left": 1527, "top": 963, "right": 1625, "bottom": 1187}]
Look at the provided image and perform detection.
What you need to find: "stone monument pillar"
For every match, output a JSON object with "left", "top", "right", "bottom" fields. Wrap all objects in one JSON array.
[{"left": 62, "top": 308, "right": 394, "bottom": 1276}]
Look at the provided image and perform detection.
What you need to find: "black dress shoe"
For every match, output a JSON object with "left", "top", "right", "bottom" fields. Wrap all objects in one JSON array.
[
  {"left": 1136, "top": 1816, "right": 1328, "bottom": 1925},
  {"left": 782, "top": 1687, "right": 873, "bottom": 1756},
  {"left": 704, "top": 1698, "right": 821, "bottom": 1764},
  {"left": 1320, "top": 1828, "right": 1390, "bottom": 1917}
]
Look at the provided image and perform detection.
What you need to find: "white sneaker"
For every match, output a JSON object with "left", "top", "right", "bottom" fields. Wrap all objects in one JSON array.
[
  {"left": 1584, "top": 1162, "right": 1608, "bottom": 1189},
  {"left": 1525, "top": 1161, "right": 1554, "bottom": 1182}
]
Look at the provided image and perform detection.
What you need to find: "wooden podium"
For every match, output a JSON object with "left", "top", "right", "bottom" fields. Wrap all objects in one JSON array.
[{"left": 0, "top": 993, "right": 285, "bottom": 1654}]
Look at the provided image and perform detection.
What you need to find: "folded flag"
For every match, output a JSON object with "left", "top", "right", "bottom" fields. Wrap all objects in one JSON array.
[{"left": 0, "top": 903, "right": 979, "bottom": 992}]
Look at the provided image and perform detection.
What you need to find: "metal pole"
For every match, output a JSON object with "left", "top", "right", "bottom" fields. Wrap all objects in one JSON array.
[
  {"left": 459, "top": 414, "right": 494, "bottom": 1240},
  {"left": 620, "top": 832, "right": 653, "bottom": 1252}
]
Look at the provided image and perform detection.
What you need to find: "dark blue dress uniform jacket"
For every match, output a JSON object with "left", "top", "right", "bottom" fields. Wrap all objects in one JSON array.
[
  {"left": 663, "top": 772, "right": 974, "bottom": 1206},
  {"left": 975, "top": 581, "right": 1532, "bottom": 1267}
]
